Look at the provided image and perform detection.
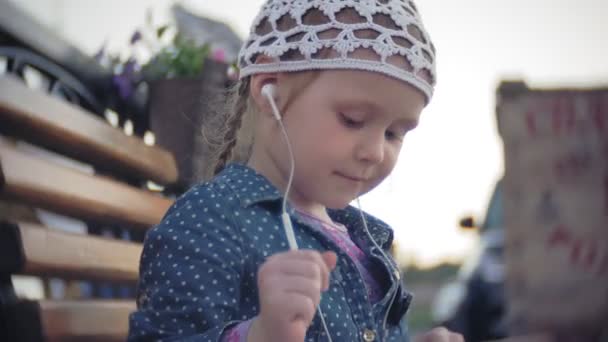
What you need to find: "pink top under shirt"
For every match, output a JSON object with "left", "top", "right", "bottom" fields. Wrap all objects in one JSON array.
[
  {"left": 295, "top": 210, "right": 384, "bottom": 302},
  {"left": 221, "top": 210, "right": 383, "bottom": 342}
]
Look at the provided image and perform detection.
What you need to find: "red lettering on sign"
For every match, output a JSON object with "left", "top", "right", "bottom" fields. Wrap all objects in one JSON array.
[
  {"left": 525, "top": 109, "right": 538, "bottom": 137},
  {"left": 525, "top": 95, "right": 607, "bottom": 139},
  {"left": 548, "top": 226, "right": 572, "bottom": 247},
  {"left": 547, "top": 225, "right": 607, "bottom": 276},
  {"left": 552, "top": 97, "right": 576, "bottom": 136},
  {"left": 553, "top": 151, "right": 592, "bottom": 185}
]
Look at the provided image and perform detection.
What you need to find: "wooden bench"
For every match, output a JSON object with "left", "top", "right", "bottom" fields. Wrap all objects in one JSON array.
[{"left": 0, "top": 75, "right": 179, "bottom": 341}]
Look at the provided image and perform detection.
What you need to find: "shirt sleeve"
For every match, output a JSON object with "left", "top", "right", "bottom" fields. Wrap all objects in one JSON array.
[{"left": 128, "top": 185, "right": 247, "bottom": 341}]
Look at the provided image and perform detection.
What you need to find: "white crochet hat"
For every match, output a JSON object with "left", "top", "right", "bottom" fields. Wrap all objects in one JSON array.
[{"left": 238, "top": 0, "right": 437, "bottom": 102}]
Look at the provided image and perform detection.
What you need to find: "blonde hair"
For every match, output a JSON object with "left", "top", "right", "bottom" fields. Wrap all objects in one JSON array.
[
  {"left": 212, "top": 78, "right": 254, "bottom": 175},
  {"left": 212, "top": 71, "right": 321, "bottom": 175}
]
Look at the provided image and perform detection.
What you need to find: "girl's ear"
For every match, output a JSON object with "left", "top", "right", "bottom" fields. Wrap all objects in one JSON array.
[
  {"left": 250, "top": 54, "right": 281, "bottom": 116},
  {"left": 250, "top": 72, "right": 279, "bottom": 116}
]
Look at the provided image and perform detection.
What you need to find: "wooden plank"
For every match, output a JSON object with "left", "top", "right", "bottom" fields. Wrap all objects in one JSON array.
[
  {"left": 0, "top": 76, "right": 178, "bottom": 185},
  {"left": 0, "top": 221, "right": 142, "bottom": 282},
  {"left": 41, "top": 300, "right": 135, "bottom": 342},
  {"left": 4, "top": 299, "right": 134, "bottom": 342},
  {"left": 0, "top": 141, "right": 173, "bottom": 229}
]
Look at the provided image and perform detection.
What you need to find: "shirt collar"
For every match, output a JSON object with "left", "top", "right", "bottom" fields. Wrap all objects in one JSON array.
[
  {"left": 216, "top": 163, "right": 283, "bottom": 207},
  {"left": 328, "top": 206, "right": 394, "bottom": 249},
  {"left": 217, "top": 162, "right": 394, "bottom": 248}
]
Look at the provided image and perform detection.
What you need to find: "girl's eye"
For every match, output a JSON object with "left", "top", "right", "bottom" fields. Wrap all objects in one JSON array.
[
  {"left": 385, "top": 130, "right": 405, "bottom": 142},
  {"left": 339, "top": 113, "right": 364, "bottom": 128}
]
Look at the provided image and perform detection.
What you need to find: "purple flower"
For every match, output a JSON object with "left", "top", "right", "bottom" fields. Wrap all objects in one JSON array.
[
  {"left": 112, "top": 59, "right": 139, "bottom": 99},
  {"left": 123, "top": 58, "right": 138, "bottom": 75},
  {"left": 211, "top": 48, "right": 226, "bottom": 63},
  {"left": 113, "top": 74, "right": 133, "bottom": 100},
  {"left": 130, "top": 31, "right": 143, "bottom": 45}
]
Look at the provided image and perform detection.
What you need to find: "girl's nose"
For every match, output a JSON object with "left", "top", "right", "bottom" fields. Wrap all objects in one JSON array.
[{"left": 356, "top": 133, "right": 384, "bottom": 164}]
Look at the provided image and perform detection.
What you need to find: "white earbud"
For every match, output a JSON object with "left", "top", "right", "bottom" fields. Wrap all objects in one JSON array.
[
  {"left": 261, "top": 83, "right": 281, "bottom": 121},
  {"left": 261, "top": 83, "right": 277, "bottom": 100}
]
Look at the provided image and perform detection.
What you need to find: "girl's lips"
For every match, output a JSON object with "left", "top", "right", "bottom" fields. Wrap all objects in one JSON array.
[{"left": 335, "top": 172, "right": 366, "bottom": 182}]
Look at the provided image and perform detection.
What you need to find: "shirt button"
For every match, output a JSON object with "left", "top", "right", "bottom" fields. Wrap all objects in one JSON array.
[{"left": 362, "top": 328, "right": 376, "bottom": 341}]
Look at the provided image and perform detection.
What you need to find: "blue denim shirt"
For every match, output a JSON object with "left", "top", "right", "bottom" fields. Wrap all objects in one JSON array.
[{"left": 128, "top": 163, "right": 412, "bottom": 341}]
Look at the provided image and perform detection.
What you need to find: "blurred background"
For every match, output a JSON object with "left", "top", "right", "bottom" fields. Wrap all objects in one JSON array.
[
  {"left": 6, "top": 0, "right": 607, "bottom": 264},
  {"left": 1, "top": 0, "right": 606, "bottom": 340}
]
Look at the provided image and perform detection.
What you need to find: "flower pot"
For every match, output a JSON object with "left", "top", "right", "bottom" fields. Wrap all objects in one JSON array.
[{"left": 148, "top": 59, "right": 230, "bottom": 191}]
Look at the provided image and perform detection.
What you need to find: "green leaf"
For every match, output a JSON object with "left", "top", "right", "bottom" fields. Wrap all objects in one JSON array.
[{"left": 156, "top": 25, "right": 170, "bottom": 39}]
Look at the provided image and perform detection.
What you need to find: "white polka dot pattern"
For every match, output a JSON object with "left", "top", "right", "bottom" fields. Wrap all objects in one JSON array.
[{"left": 128, "top": 163, "right": 413, "bottom": 341}]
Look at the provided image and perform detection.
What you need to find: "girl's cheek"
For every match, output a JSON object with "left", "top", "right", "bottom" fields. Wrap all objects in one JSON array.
[{"left": 385, "top": 145, "right": 401, "bottom": 163}]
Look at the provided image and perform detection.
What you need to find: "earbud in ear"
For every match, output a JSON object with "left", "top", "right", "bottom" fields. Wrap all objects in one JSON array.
[
  {"left": 261, "top": 84, "right": 281, "bottom": 121},
  {"left": 261, "top": 83, "right": 277, "bottom": 101}
]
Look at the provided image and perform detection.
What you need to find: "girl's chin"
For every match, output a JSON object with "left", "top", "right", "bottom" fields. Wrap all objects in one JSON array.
[
  {"left": 325, "top": 203, "right": 350, "bottom": 210},
  {"left": 322, "top": 195, "right": 359, "bottom": 210}
]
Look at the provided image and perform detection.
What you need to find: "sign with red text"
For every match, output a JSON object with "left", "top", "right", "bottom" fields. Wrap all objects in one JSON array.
[{"left": 497, "top": 82, "right": 608, "bottom": 332}]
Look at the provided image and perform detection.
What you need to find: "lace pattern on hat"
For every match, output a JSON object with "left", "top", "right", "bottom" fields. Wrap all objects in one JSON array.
[{"left": 238, "top": 0, "right": 436, "bottom": 102}]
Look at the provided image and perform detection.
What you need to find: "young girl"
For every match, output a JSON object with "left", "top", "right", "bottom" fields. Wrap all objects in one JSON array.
[{"left": 129, "top": 1, "right": 462, "bottom": 341}]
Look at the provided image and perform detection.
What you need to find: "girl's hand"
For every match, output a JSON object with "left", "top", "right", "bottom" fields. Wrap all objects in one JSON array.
[
  {"left": 414, "top": 327, "right": 464, "bottom": 342},
  {"left": 248, "top": 250, "right": 337, "bottom": 342}
]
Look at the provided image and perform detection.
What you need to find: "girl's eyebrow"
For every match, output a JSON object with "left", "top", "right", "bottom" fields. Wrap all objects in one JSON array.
[
  {"left": 339, "top": 98, "right": 392, "bottom": 116},
  {"left": 394, "top": 118, "right": 419, "bottom": 129},
  {"left": 341, "top": 99, "right": 419, "bottom": 125}
]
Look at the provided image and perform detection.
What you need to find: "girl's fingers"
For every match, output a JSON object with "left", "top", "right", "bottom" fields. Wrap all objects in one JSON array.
[
  {"left": 414, "top": 327, "right": 464, "bottom": 342},
  {"left": 263, "top": 274, "right": 322, "bottom": 304},
  {"left": 281, "top": 293, "right": 317, "bottom": 325},
  {"left": 321, "top": 251, "right": 337, "bottom": 271},
  {"left": 259, "top": 260, "right": 323, "bottom": 293},
  {"left": 275, "top": 259, "right": 322, "bottom": 280},
  {"left": 256, "top": 249, "right": 337, "bottom": 336},
  {"left": 264, "top": 250, "right": 333, "bottom": 290},
  {"left": 451, "top": 334, "right": 464, "bottom": 342}
]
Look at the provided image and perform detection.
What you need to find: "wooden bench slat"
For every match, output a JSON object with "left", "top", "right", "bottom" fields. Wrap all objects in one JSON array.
[
  {"left": 1, "top": 221, "right": 142, "bottom": 283},
  {"left": 41, "top": 300, "right": 135, "bottom": 341},
  {"left": 0, "top": 76, "right": 178, "bottom": 185},
  {"left": 4, "top": 299, "right": 134, "bottom": 342},
  {"left": 0, "top": 141, "right": 173, "bottom": 229}
]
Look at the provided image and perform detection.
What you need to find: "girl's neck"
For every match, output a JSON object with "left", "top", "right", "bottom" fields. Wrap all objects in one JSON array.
[
  {"left": 292, "top": 202, "right": 332, "bottom": 221},
  {"left": 295, "top": 207, "right": 337, "bottom": 227},
  {"left": 247, "top": 152, "right": 332, "bottom": 223}
]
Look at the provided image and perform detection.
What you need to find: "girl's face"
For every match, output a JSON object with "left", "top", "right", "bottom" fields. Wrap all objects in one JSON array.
[{"left": 251, "top": 69, "right": 426, "bottom": 211}]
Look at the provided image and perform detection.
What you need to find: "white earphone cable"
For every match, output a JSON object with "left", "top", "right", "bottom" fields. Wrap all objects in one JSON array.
[
  {"left": 264, "top": 86, "right": 333, "bottom": 342},
  {"left": 356, "top": 197, "right": 399, "bottom": 342}
]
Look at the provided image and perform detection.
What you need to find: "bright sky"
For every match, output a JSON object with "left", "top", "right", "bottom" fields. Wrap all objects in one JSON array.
[{"left": 14, "top": 0, "right": 608, "bottom": 267}]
